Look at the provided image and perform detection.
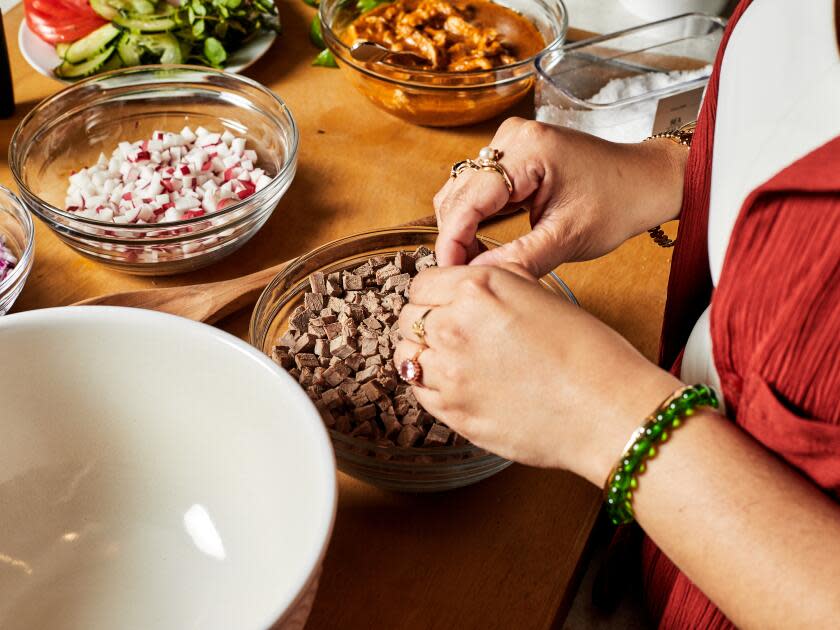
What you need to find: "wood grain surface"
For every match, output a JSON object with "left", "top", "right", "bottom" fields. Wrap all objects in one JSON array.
[{"left": 1, "top": 3, "right": 675, "bottom": 628}]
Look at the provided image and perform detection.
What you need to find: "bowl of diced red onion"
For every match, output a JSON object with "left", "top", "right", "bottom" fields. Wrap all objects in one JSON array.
[
  {"left": 9, "top": 65, "right": 298, "bottom": 275},
  {"left": 0, "top": 185, "right": 35, "bottom": 315}
]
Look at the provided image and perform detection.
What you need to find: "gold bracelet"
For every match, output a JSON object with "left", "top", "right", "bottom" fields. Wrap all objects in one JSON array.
[{"left": 642, "top": 121, "right": 697, "bottom": 248}]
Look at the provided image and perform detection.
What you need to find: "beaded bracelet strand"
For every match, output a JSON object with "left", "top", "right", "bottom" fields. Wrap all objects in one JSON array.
[{"left": 604, "top": 384, "right": 719, "bottom": 526}]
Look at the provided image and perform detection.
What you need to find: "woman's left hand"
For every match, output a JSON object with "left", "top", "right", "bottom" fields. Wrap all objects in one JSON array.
[{"left": 394, "top": 264, "right": 681, "bottom": 486}]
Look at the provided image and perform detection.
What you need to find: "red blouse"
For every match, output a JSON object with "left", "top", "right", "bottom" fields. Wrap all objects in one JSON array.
[{"left": 642, "top": 1, "right": 840, "bottom": 626}]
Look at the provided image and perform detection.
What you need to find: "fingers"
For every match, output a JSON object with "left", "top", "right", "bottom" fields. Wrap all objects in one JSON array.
[
  {"left": 392, "top": 338, "right": 446, "bottom": 391},
  {"left": 398, "top": 303, "right": 435, "bottom": 344},
  {"left": 434, "top": 168, "right": 510, "bottom": 266},
  {"left": 408, "top": 265, "right": 491, "bottom": 306},
  {"left": 469, "top": 224, "right": 561, "bottom": 278},
  {"left": 491, "top": 261, "right": 539, "bottom": 283},
  {"left": 433, "top": 118, "right": 548, "bottom": 267},
  {"left": 409, "top": 385, "right": 448, "bottom": 426}
]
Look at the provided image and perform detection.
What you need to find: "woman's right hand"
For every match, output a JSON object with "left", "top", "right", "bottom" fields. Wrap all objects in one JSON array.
[{"left": 434, "top": 118, "right": 689, "bottom": 276}]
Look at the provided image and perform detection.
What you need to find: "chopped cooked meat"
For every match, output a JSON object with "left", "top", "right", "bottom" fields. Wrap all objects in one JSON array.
[{"left": 347, "top": 0, "right": 538, "bottom": 72}]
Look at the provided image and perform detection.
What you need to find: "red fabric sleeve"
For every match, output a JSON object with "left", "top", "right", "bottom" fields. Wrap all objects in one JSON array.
[
  {"left": 712, "top": 137, "right": 840, "bottom": 493},
  {"left": 642, "top": 0, "right": 840, "bottom": 624},
  {"left": 643, "top": 137, "right": 840, "bottom": 630}
]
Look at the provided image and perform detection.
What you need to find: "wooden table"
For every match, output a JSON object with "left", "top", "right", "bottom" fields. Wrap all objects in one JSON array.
[{"left": 1, "top": 3, "right": 674, "bottom": 627}]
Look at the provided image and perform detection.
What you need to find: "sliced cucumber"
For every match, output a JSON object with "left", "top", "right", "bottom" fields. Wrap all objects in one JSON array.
[
  {"left": 94, "top": 0, "right": 164, "bottom": 17},
  {"left": 89, "top": 0, "right": 118, "bottom": 19},
  {"left": 55, "top": 42, "right": 70, "bottom": 59},
  {"left": 99, "top": 51, "right": 124, "bottom": 72},
  {"left": 141, "top": 3, "right": 175, "bottom": 17},
  {"left": 64, "top": 23, "right": 121, "bottom": 64},
  {"left": 113, "top": 14, "right": 176, "bottom": 31},
  {"left": 117, "top": 32, "right": 183, "bottom": 65},
  {"left": 122, "top": 0, "right": 157, "bottom": 14},
  {"left": 55, "top": 45, "right": 116, "bottom": 79},
  {"left": 116, "top": 33, "right": 142, "bottom": 65}
]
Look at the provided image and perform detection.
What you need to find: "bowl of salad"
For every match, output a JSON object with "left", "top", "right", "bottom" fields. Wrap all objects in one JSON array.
[{"left": 19, "top": 0, "right": 279, "bottom": 80}]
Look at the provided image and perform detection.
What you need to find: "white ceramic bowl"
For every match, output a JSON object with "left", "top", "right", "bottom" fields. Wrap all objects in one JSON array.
[{"left": 0, "top": 307, "right": 336, "bottom": 630}]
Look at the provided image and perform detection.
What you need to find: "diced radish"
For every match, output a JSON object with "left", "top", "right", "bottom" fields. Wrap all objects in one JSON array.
[
  {"left": 237, "top": 184, "right": 255, "bottom": 200},
  {"left": 202, "top": 196, "right": 217, "bottom": 213},
  {"left": 64, "top": 127, "right": 264, "bottom": 226},
  {"left": 175, "top": 196, "right": 201, "bottom": 211}
]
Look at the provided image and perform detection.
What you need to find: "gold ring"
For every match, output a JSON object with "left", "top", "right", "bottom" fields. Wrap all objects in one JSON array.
[
  {"left": 450, "top": 159, "right": 479, "bottom": 179},
  {"left": 398, "top": 349, "right": 426, "bottom": 386},
  {"left": 450, "top": 148, "right": 513, "bottom": 195},
  {"left": 411, "top": 308, "right": 433, "bottom": 342},
  {"left": 476, "top": 146, "right": 514, "bottom": 195}
]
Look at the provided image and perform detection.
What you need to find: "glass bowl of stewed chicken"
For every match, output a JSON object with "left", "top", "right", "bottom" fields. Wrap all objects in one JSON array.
[{"left": 320, "top": 0, "right": 568, "bottom": 127}]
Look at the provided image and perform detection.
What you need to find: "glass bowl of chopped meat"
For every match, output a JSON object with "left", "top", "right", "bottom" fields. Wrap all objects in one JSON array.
[
  {"left": 9, "top": 66, "right": 298, "bottom": 275},
  {"left": 250, "top": 226, "right": 578, "bottom": 491},
  {"left": 320, "top": 0, "right": 568, "bottom": 127},
  {"left": 0, "top": 186, "right": 35, "bottom": 315}
]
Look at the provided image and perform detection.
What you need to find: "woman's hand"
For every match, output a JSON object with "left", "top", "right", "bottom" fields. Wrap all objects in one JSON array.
[
  {"left": 434, "top": 118, "right": 688, "bottom": 276},
  {"left": 393, "top": 264, "right": 680, "bottom": 485}
]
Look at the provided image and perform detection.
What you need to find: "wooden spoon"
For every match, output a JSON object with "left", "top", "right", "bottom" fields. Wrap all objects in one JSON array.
[{"left": 73, "top": 214, "right": 439, "bottom": 324}]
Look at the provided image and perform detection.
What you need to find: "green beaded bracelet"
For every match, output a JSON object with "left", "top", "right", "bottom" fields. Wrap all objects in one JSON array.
[{"left": 604, "top": 384, "right": 719, "bottom": 526}]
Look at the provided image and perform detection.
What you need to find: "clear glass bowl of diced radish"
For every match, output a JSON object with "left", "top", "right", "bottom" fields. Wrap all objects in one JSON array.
[
  {"left": 250, "top": 226, "right": 579, "bottom": 492},
  {"left": 9, "top": 65, "right": 298, "bottom": 275}
]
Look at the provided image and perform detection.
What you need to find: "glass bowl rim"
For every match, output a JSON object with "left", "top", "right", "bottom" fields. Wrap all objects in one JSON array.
[
  {"left": 319, "top": 0, "right": 568, "bottom": 85},
  {"left": 0, "top": 185, "right": 35, "bottom": 295},
  {"left": 534, "top": 12, "right": 725, "bottom": 109},
  {"left": 249, "top": 225, "right": 578, "bottom": 461},
  {"left": 9, "top": 64, "right": 300, "bottom": 230}
]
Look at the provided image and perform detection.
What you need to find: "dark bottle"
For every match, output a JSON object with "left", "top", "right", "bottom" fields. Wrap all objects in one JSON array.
[{"left": 0, "top": 11, "right": 14, "bottom": 119}]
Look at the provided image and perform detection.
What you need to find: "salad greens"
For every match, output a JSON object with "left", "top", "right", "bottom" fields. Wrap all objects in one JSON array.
[{"left": 54, "top": 0, "right": 279, "bottom": 78}]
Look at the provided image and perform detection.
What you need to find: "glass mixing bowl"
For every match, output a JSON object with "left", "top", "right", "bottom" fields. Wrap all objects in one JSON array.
[
  {"left": 10, "top": 66, "right": 298, "bottom": 276},
  {"left": 0, "top": 186, "right": 35, "bottom": 315},
  {"left": 320, "top": 0, "right": 568, "bottom": 127},
  {"left": 250, "top": 226, "right": 578, "bottom": 491}
]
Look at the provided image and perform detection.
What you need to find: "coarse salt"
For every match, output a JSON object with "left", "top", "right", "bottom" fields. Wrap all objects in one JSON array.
[{"left": 536, "top": 66, "right": 712, "bottom": 143}]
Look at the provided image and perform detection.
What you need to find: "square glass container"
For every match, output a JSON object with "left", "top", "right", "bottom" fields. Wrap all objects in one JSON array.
[{"left": 535, "top": 13, "right": 725, "bottom": 142}]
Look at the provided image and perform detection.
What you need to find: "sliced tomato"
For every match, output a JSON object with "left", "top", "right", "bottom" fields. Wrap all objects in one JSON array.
[{"left": 24, "top": 0, "right": 106, "bottom": 44}]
